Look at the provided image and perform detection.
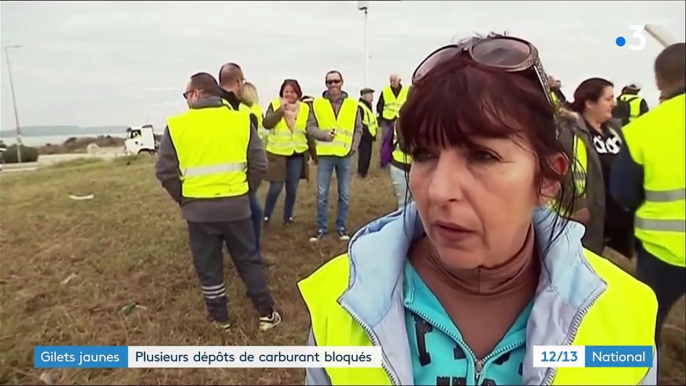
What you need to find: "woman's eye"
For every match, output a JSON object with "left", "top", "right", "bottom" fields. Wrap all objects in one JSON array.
[
  {"left": 469, "top": 150, "right": 498, "bottom": 163},
  {"left": 412, "top": 149, "right": 435, "bottom": 162}
]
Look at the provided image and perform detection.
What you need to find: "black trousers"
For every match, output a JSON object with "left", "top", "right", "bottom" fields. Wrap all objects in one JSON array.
[
  {"left": 635, "top": 241, "right": 686, "bottom": 345},
  {"left": 187, "top": 219, "right": 274, "bottom": 322},
  {"left": 357, "top": 136, "right": 373, "bottom": 177}
]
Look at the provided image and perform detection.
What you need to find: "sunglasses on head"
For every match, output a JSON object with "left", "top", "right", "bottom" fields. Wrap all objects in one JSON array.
[
  {"left": 412, "top": 36, "right": 554, "bottom": 108},
  {"left": 326, "top": 79, "right": 342, "bottom": 85}
]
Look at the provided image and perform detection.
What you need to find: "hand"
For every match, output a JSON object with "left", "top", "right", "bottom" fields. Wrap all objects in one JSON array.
[{"left": 323, "top": 131, "right": 335, "bottom": 142}]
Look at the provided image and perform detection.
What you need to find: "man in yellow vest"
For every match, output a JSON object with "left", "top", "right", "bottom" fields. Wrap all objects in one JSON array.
[
  {"left": 155, "top": 72, "right": 281, "bottom": 331},
  {"left": 613, "top": 83, "right": 649, "bottom": 126},
  {"left": 611, "top": 42, "right": 685, "bottom": 345},
  {"left": 377, "top": 74, "right": 409, "bottom": 168},
  {"left": 307, "top": 70, "right": 363, "bottom": 242},
  {"left": 357, "top": 87, "right": 378, "bottom": 178},
  {"left": 218, "top": 62, "right": 275, "bottom": 267}
]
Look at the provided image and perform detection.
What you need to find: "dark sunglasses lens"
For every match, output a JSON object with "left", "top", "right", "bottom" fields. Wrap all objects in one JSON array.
[
  {"left": 471, "top": 39, "right": 532, "bottom": 68},
  {"left": 413, "top": 46, "right": 460, "bottom": 82},
  {"left": 326, "top": 79, "right": 341, "bottom": 85}
]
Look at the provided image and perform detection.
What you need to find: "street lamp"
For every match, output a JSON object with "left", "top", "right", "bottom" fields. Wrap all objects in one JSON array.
[
  {"left": 3, "top": 44, "right": 23, "bottom": 163},
  {"left": 357, "top": 1, "right": 370, "bottom": 88}
]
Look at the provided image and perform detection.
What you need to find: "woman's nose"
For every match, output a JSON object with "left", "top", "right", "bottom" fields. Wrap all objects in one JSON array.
[{"left": 427, "top": 156, "right": 468, "bottom": 203}]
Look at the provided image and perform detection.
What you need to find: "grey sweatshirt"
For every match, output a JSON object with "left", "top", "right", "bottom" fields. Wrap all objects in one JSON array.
[
  {"left": 305, "top": 91, "right": 364, "bottom": 155},
  {"left": 155, "top": 96, "right": 267, "bottom": 222}
]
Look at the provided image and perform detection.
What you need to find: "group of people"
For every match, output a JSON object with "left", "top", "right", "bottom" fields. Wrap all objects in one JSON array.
[
  {"left": 153, "top": 34, "right": 684, "bottom": 385},
  {"left": 153, "top": 62, "right": 414, "bottom": 331}
]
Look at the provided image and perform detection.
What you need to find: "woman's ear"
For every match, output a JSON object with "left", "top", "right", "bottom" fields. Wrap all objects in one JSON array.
[{"left": 539, "top": 152, "right": 569, "bottom": 205}]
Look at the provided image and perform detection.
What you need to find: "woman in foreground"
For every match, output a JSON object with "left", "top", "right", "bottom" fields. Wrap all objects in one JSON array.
[{"left": 298, "top": 34, "right": 658, "bottom": 385}]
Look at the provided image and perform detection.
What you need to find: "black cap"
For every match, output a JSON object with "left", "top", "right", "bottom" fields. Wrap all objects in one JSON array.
[{"left": 360, "top": 87, "right": 375, "bottom": 96}]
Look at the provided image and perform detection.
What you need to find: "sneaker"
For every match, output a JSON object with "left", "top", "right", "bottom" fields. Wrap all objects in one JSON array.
[
  {"left": 214, "top": 321, "right": 232, "bottom": 331},
  {"left": 337, "top": 229, "right": 350, "bottom": 241},
  {"left": 283, "top": 217, "right": 293, "bottom": 226},
  {"left": 309, "top": 230, "right": 326, "bottom": 243},
  {"left": 263, "top": 217, "right": 270, "bottom": 227},
  {"left": 259, "top": 310, "right": 282, "bottom": 331}
]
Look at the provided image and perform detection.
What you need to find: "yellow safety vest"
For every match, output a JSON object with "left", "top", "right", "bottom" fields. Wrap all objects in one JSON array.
[
  {"left": 313, "top": 97, "right": 358, "bottom": 157},
  {"left": 391, "top": 125, "right": 412, "bottom": 165},
  {"left": 618, "top": 94, "right": 645, "bottom": 122},
  {"left": 299, "top": 250, "right": 657, "bottom": 386},
  {"left": 551, "top": 91, "right": 561, "bottom": 109},
  {"left": 549, "top": 135, "right": 588, "bottom": 216},
  {"left": 381, "top": 86, "right": 409, "bottom": 120},
  {"left": 358, "top": 102, "right": 378, "bottom": 138},
  {"left": 167, "top": 107, "right": 250, "bottom": 199},
  {"left": 623, "top": 94, "right": 685, "bottom": 267},
  {"left": 265, "top": 98, "right": 309, "bottom": 156}
]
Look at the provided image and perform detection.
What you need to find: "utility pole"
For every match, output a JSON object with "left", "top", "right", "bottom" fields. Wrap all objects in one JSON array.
[
  {"left": 357, "top": 1, "right": 370, "bottom": 87},
  {"left": 4, "top": 45, "right": 23, "bottom": 163}
]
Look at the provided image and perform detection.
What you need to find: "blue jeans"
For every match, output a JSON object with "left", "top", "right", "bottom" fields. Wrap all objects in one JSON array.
[
  {"left": 263, "top": 155, "right": 304, "bottom": 222},
  {"left": 249, "top": 193, "right": 262, "bottom": 253},
  {"left": 316, "top": 155, "right": 352, "bottom": 232}
]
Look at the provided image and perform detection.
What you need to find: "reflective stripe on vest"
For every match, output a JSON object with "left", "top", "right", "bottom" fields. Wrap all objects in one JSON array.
[
  {"left": 266, "top": 98, "right": 310, "bottom": 156},
  {"left": 359, "top": 102, "right": 378, "bottom": 138},
  {"left": 623, "top": 94, "right": 685, "bottom": 267},
  {"left": 167, "top": 107, "right": 250, "bottom": 199},
  {"left": 619, "top": 94, "right": 644, "bottom": 121},
  {"left": 299, "top": 251, "right": 656, "bottom": 385},
  {"left": 391, "top": 125, "right": 412, "bottom": 165},
  {"left": 313, "top": 97, "right": 358, "bottom": 157},
  {"left": 382, "top": 86, "right": 409, "bottom": 120}
]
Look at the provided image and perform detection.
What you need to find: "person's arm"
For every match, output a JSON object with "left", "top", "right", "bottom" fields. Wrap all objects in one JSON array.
[
  {"left": 639, "top": 99, "right": 650, "bottom": 116},
  {"left": 262, "top": 104, "right": 284, "bottom": 130},
  {"left": 610, "top": 143, "right": 645, "bottom": 210},
  {"left": 639, "top": 350, "right": 658, "bottom": 385},
  {"left": 376, "top": 93, "right": 385, "bottom": 119},
  {"left": 154, "top": 126, "right": 183, "bottom": 204},
  {"left": 305, "top": 329, "right": 332, "bottom": 385},
  {"left": 306, "top": 108, "right": 330, "bottom": 141},
  {"left": 350, "top": 106, "right": 364, "bottom": 154},
  {"left": 246, "top": 122, "right": 267, "bottom": 194}
]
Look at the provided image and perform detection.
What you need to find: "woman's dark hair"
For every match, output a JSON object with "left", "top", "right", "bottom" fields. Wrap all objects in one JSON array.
[
  {"left": 568, "top": 77, "right": 614, "bottom": 113},
  {"left": 279, "top": 79, "right": 303, "bottom": 99},
  {"left": 397, "top": 48, "right": 578, "bottom": 252}
]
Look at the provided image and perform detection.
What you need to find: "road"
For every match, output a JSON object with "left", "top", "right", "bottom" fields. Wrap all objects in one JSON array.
[{"left": 1, "top": 147, "right": 127, "bottom": 174}]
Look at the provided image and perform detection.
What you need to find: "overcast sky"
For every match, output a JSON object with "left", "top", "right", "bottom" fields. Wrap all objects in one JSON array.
[{"left": 1, "top": 1, "right": 684, "bottom": 131}]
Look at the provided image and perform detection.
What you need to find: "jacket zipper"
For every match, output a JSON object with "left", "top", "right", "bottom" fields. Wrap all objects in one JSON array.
[
  {"left": 474, "top": 340, "right": 526, "bottom": 383},
  {"left": 409, "top": 307, "right": 489, "bottom": 384},
  {"left": 339, "top": 302, "right": 401, "bottom": 385},
  {"left": 541, "top": 289, "right": 603, "bottom": 386}
]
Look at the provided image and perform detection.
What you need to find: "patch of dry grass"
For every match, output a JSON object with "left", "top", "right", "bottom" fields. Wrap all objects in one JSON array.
[{"left": 0, "top": 157, "right": 683, "bottom": 385}]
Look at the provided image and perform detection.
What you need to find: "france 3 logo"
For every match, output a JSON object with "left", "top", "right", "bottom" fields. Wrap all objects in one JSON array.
[{"left": 616, "top": 25, "right": 647, "bottom": 51}]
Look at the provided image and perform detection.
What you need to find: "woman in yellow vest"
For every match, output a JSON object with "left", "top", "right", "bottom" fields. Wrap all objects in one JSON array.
[
  {"left": 240, "top": 82, "right": 267, "bottom": 141},
  {"left": 561, "top": 78, "right": 634, "bottom": 258},
  {"left": 299, "top": 35, "right": 658, "bottom": 386},
  {"left": 261, "top": 79, "right": 313, "bottom": 225}
]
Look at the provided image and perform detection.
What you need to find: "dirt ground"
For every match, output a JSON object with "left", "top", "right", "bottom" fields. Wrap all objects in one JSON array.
[{"left": 0, "top": 156, "right": 683, "bottom": 385}]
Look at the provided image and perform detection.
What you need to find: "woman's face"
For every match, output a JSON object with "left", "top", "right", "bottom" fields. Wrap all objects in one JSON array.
[
  {"left": 282, "top": 85, "right": 299, "bottom": 104},
  {"left": 409, "top": 135, "right": 562, "bottom": 269},
  {"left": 585, "top": 86, "right": 616, "bottom": 122}
]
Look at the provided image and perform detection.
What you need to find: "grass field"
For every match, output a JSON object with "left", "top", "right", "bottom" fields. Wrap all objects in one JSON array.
[{"left": 0, "top": 156, "right": 683, "bottom": 385}]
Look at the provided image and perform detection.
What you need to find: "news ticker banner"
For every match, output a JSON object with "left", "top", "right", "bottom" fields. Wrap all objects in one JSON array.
[{"left": 35, "top": 345, "right": 653, "bottom": 369}]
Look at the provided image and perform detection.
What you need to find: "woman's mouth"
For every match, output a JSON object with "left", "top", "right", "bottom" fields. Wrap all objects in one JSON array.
[{"left": 432, "top": 221, "right": 476, "bottom": 243}]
